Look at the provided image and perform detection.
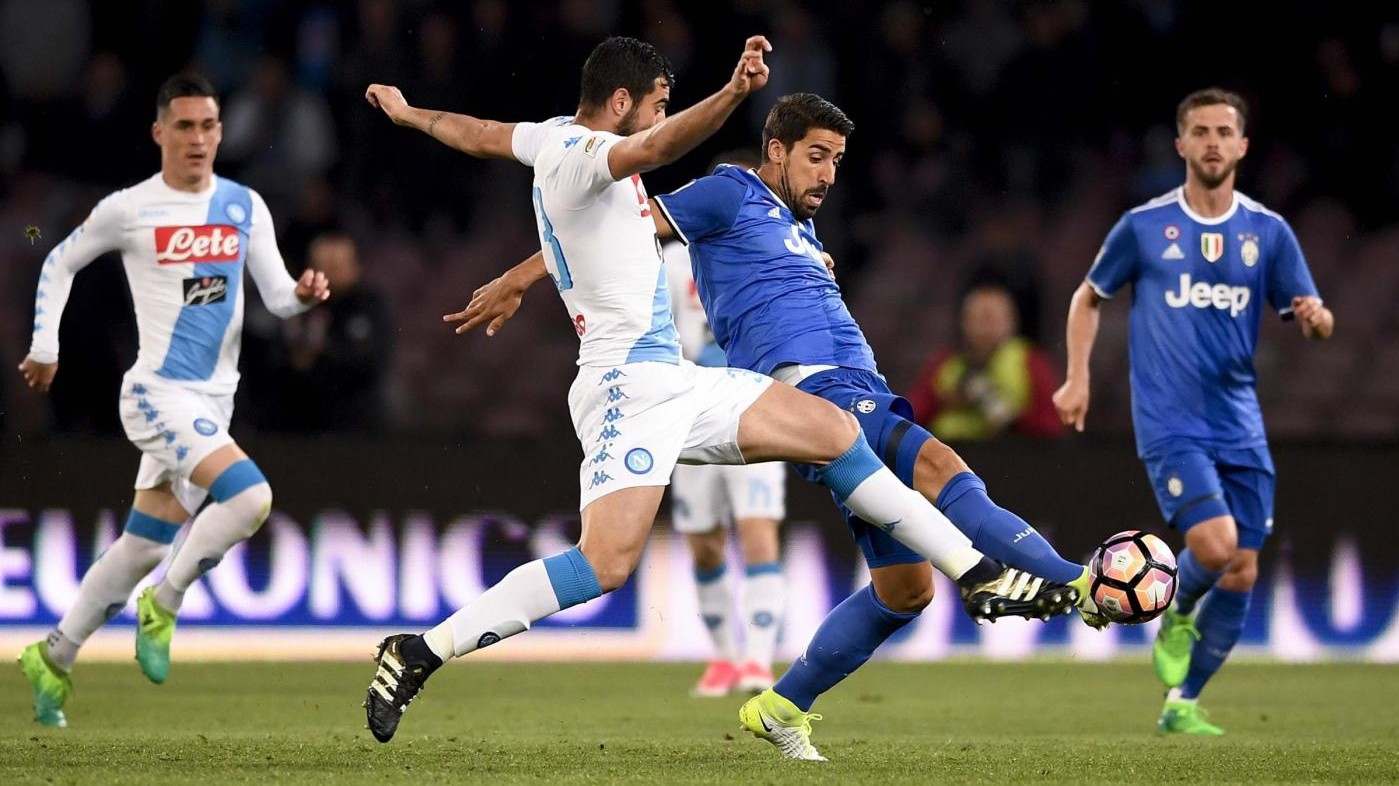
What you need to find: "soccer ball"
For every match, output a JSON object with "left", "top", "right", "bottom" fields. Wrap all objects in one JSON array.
[{"left": 1088, "top": 530, "right": 1178, "bottom": 624}]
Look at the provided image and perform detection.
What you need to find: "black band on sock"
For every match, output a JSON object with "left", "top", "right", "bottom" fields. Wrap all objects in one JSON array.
[
  {"left": 882, "top": 419, "right": 912, "bottom": 468},
  {"left": 957, "top": 556, "right": 1002, "bottom": 588},
  {"left": 400, "top": 635, "right": 444, "bottom": 672}
]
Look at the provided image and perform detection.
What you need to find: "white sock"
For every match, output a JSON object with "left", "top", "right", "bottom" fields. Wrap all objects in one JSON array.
[
  {"left": 695, "top": 565, "right": 738, "bottom": 662},
  {"left": 843, "top": 470, "right": 982, "bottom": 579},
  {"left": 54, "top": 532, "right": 171, "bottom": 667},
  {"left": 156, "top": 483, "right": 272, "bottom": 612},
  {"left": 424, "top": 559, "right": 563, "bottom": 660},
  {"left": 741, "top": 565, "right": 784, "bottom": 669}
]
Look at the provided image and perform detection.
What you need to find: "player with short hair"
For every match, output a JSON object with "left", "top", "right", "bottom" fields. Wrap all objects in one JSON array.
[
  {"left": 663, "top": 151, "right": 788, "bottom": 696},
  {"left": 460, "top": 91, "right": 1100, "bottom": 760},
  {"left": 1053, "top": 87, "right": 1334, "bottom": 735},
  {"left": 16, "top": 73, "right": 330, "bottom": 727},
  {"left": 363, "top": 37, "right": 1073, "bottom": 753}
]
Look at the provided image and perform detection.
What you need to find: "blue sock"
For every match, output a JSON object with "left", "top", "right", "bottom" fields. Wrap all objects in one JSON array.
[
  {"left": 773, "top": 584, "right": 917, "bottom": 711},
  {"left": 935, "top": 472, "right": 1081, "bottom": 584},
  {"left": 1180, "top": 587, "right": 1250, "bottom": 699},
  {"left": 1173, "top": 549, "right": 1221, "bottom": 615}
]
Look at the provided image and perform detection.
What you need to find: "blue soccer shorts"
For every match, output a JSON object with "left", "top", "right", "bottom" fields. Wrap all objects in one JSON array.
[{"left": 1141, "top": 444, "right": 1276, "bottom": 550}]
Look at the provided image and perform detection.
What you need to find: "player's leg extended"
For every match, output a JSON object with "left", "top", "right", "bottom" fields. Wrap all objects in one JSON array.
[
  {"left": 19, "top": 485, "right": 186, "bottom": 726},
  {"left": 364, "top": 486, "right": 660, "bottom": 742},
  {"left": 741, "top": 562, "right": 929, "bottom": 761},
  {"left": 735, "top": 515, "right": 783, "bottom": 692},
  {"left": 136, "top": 444, "right": 270, "bottom": 684},
  {"left": 737, "top": 382, "right": 993, "bottom": 585}
]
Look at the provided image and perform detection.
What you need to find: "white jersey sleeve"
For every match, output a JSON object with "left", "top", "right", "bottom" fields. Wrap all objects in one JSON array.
[
  {"left": 29, "top": 191, "right": 130, "bottom": 362},
  {"left": 243, "top": 190, "right": 309, "bottom": 319},
  {"left": 515, "top": 119, "right": 620, "bottom": 208}
]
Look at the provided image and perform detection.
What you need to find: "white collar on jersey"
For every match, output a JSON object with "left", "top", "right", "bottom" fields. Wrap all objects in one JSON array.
[{"left": 1176, "top": 187, "right": 1239, "bottom": 225}]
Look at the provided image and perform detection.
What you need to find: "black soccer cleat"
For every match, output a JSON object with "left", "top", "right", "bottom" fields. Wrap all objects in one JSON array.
[
  {"left": 960, "top": 567, "right": 1080, "bottom": 624},
  {"left": 364, "top": 634, "right": 433, "bottom": 743}
]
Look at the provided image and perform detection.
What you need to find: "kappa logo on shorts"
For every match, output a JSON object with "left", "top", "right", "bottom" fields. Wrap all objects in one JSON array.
[
  {"left": 193, "top": 418, "right": 219, "bottom": 436},
  {"left": 855, "top": 399, "right": 878, "bottom": 414},
  {"left": 625, "top": 448, "right": 654, "bottom": 475}
]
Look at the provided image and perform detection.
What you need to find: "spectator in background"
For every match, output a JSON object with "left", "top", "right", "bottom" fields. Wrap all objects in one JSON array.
[
  {"left": 280, "top": 232, "right": 393, "bottom": 432},
  {"left": 907, "top": 281, "right": 1062, "bottom": 440}
]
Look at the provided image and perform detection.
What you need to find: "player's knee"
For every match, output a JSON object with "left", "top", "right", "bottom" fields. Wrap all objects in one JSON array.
[
  {"left": 592, "top": 560, "right": 636, "bottom": 594},
  {"left": 1217, "top": 556, "right": 1259, "bottom": 592},
  {"left": 226, "top": 482, "right": 273, "bottom": 537},
  {"left": 1189, "top": 537, "right": 1235, "bottom": 573},
  {"left": 915, "top": 439, "right": 970, "bottom": 488},
  {"left": 687, "top": 532, "right": 725, "bottom": 570},
  {"left": 874, "top": 577, "right": 934, "bottom": 613},
  {"left": 822, "top": 408, "right": 861, "bottom": 458}
]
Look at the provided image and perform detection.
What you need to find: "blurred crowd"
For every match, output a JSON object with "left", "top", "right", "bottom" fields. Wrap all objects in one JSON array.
[{"left": 1, "top": 0, "right": 1394, "bottom": 441}]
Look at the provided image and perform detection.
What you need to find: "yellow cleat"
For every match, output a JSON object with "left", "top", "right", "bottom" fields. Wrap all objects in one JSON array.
[{"left": 738, "top": 689, "right": 826, "bottom": 761}]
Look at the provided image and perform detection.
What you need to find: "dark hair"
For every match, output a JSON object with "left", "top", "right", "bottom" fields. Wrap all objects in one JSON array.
[
  {"left": 579, "top": 37, "right": 675, "bottom": 111},
  {"left": 761, "top": 93, "right": 854, "bottom": 162},
  {"left": 156, "top": 73, "right": 219, "bottom": 117},
  {"left": 1176, "top": 87, "right": 1248, "bottom": 135}
]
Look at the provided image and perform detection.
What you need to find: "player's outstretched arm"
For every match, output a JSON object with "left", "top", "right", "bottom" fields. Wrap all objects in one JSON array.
[
  {"left": 606, "top": 36, "right": 771, "bottom": 180},
  {"left": 365, "top": 84, "right": 517, "bottom": 160},
  {"left": 444, "top": 252, "right": 550, "bottom": 337},
  {"left": 1053, "top": 282, "right": 1104, "bottom": 432},
  {"left": 1292, "top": 296, "right": 1334, "bottom": 340}
]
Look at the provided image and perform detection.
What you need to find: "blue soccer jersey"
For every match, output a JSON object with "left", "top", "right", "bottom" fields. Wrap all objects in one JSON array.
[
  {"left": 653, "top": 165, "right": 877, "bottom": 375},
  {"left": 1086, "top": 187, "right": 1319, "bottom": 456}
]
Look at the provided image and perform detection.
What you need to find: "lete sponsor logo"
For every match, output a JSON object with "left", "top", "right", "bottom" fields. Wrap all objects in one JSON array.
[{"left": 155, "top": 225, "right": 241, "bottom": 264}]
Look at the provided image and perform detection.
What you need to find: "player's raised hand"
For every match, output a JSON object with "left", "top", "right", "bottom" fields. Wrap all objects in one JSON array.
[
  {"left": 1291, "top": 295, "right": 1334, "bottom": 339},
  {"left": 17, "top": 355, "right": 58, "bottom": 393},
  {"left": 1052, "top": 378, "right": 1090, "bottom": 433},
  {"left": 365, "top": 84, "right": 413, "bottom": 125},
  {"left": 444, "top": 275, "right": 526, "bottom": 337},
  {"left": 728, "top": 36, "right": 771, "bottom": 97},
  {"left": 294, "top": 269, "right": 331, "bottom": 304}
]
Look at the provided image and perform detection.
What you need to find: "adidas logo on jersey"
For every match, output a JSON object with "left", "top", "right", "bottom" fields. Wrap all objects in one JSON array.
[
  {"left": 155, "top": 225, "right": 240, "bottom": 264},
  {"left": 1164, "top": 273, "right": 1250, "bottom": 317},
  {"left": 1162, "top": 242, "right": 1185, "bottom": 260}
]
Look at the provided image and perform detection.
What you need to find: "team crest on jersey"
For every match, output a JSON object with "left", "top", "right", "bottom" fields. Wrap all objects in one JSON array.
[
  {"left": 1239, "top": 233, "right": 1260, "bottom": 267},
  {"left": 855, "top": 399, "right": 877, "bottom": 414},
  {"left": 224, "top": 203, "right": 247, "bottom": 224},
  {"left": 1200, "top": 233, "right": 1224, "bottom": 263},
  {"left": 1164, "top": 225, "right": 1180, "bottom": 240},
  {"left": 583, "top": 136, "right": 602, "bottom": 157},
  {"left": 625, "top": 448, "right": 654, "bottom": 475}
]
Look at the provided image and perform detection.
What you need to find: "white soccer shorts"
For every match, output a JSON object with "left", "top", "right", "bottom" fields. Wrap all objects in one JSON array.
[
  {"left": 118, "top": 373, "right": 235, "bottom": 514},
  {"left": 670, "top": 462, "right": 787, "bottom": 534},
  {"left": 569, "top": 360, "right": 772, "bottom": 510}
]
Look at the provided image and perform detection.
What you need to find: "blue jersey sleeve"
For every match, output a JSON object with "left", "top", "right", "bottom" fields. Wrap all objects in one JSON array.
[
  {"left": 654, "top": 174, "right": 745, "bottom": 246},
  {"left": 1085, "top": 214, "right": 1140, "bottom": 298},
  {"left": 1265, "top": 218, "right": 1319, "bottom": 317}
]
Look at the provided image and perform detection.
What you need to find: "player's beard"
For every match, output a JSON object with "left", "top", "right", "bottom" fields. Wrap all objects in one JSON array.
[
  {"left": 779, "top": 163, "right": 827, "bottom": 222},
  {"left": 616, "top": 105, "right": 644, "bottom": 137},
  {"left": 1189, "top": 155, "right": 1238, "bottom": 191}
]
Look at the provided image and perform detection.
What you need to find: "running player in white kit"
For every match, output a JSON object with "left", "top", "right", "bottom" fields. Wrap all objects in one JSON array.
[
  {"left": 362, "top": 36, "right": 1072, "bottom": 751},
  {"left": 16, "top": 74, "right": 330, "bottom": 728},
  {"left": 662, "top": 160, "right": 788, "bottom": 695}
]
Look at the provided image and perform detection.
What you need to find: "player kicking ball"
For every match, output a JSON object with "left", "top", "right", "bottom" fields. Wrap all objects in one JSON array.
[{"left": 362, "top": 36, "right": 1076, "bottom": 753}]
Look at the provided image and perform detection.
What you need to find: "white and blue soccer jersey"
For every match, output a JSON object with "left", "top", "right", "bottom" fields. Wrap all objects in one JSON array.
[
  {"left": 1087, "top": 187, "right": 1320, "bottom": 456},
  {"left": 29, "top": 173, "right": 311, "bottom": 395},
  {"left": 512, "top": 117, "right": 680, "bottom": 367},
  {"left": 653, "top": 165, "right": 876, "bottom": 375},
  {"left": 663, "top": 241, "right": 727, "bottom": 368}
]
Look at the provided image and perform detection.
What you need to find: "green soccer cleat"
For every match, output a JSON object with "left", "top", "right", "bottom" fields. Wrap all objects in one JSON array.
[
  {"left": 738, "top": 688, "right": 826, "bottom": 761},
  {"left": 18, "top": 641, "right": 72, "bottom": 728},
  {"left": 1158, "top": 698, "right": 1224, "bottom": 735},
  {"left": 1152, "top": 607, "right": 1200, "bottom": 687},
  {"left": 135, "top": 587, "right": 176, "bottom": 684},
  {"left": 1069, "top": 566, "right": 1112, "bottom": 630}
]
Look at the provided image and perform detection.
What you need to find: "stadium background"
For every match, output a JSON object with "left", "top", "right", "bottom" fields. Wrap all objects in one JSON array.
[{"left": 0, "top": 0, "right": 1394, "bottom": 661}]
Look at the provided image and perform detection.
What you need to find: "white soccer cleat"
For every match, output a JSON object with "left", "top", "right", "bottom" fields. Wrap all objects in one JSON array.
[{"left": 738, "top": 689, "right": 826, "bottom": 761}]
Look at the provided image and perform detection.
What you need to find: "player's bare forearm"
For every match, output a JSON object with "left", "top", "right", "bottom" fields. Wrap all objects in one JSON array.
[
  {"left": 1063, "top": 282, "right": 1103, "bottom": 384},
  {"left": 365, "top": 84, "right": 515, "bottom": 159},
  {"left": 444, "top": 252, "right": 548, "bottom": 336},
  {"left": 607, "top": 36, "right": 770, "bottom": 179}
]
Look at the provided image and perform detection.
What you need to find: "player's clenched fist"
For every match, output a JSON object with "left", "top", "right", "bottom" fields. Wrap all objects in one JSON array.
[
  {"left": 365, "top": 84, "right": 412, "bottom": 125},
  {"left": 729, "top": 36, "right": 772, "bottom": 96},
  {"left": 1052, "top": 379, "right": 1090, "bottom": 433},
  {"left": 17, "top": 356, "right": 58, "bottom": 393}
]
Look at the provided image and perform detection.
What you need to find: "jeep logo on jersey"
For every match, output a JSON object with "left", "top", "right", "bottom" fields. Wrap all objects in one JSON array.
[
  {"left": 1164, "top": 273, "right": 1250, "bottom": 317},
  {"left": 183, "top": 275, "right": 229, "bottom": 306},
  {"left": 155, "top": 225, "right": 241, "bottom": 264}
]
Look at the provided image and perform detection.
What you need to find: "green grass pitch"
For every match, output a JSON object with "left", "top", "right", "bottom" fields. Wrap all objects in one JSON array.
[{"left": 5, "top": 660, "right": 1397, "bottom": 784}]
